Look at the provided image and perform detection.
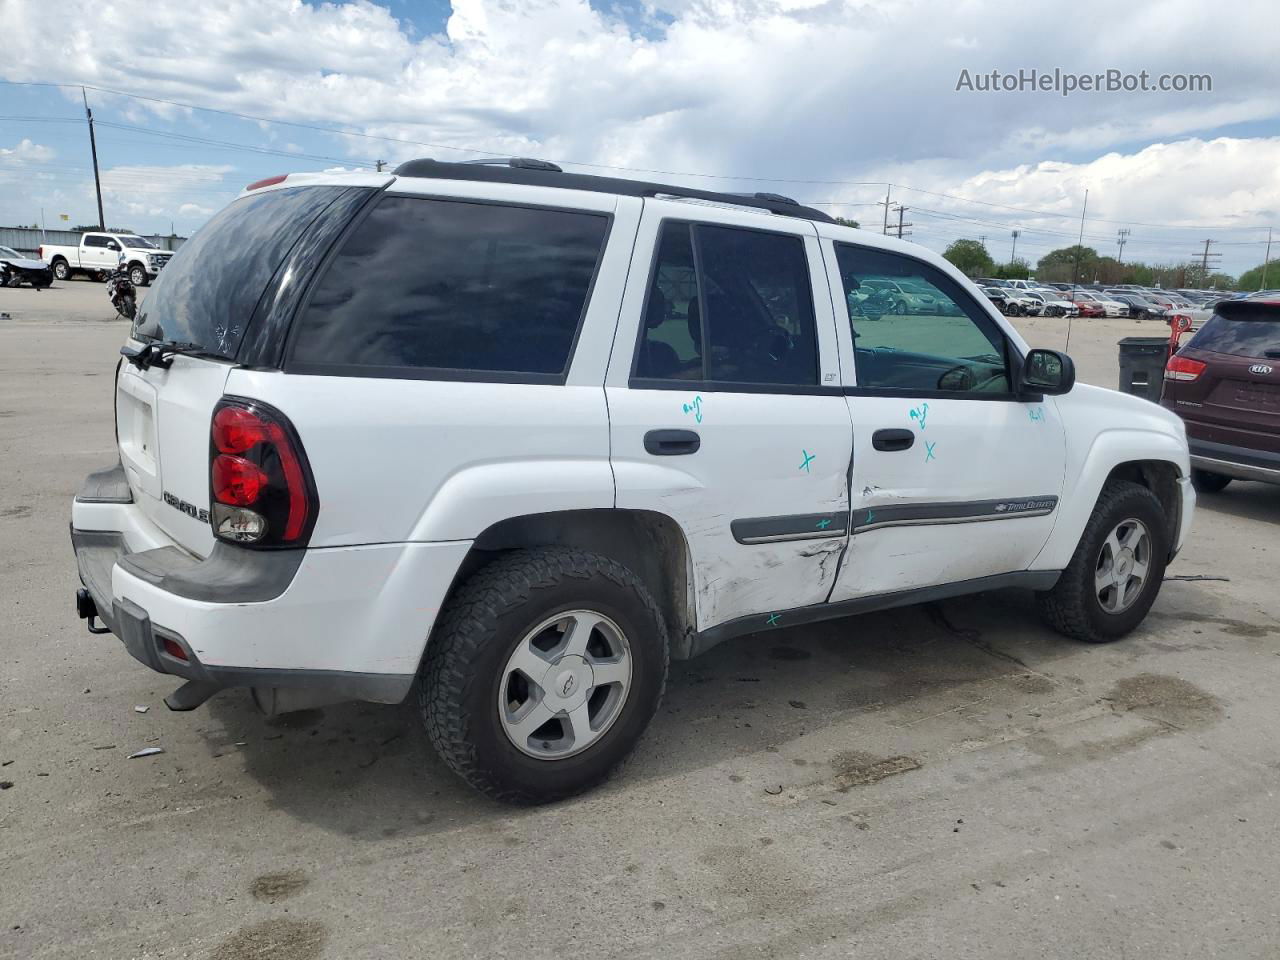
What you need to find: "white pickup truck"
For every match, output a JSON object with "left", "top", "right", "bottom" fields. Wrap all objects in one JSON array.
[{"left": 41, "top": 232, "right": 174, "bottom": 286}]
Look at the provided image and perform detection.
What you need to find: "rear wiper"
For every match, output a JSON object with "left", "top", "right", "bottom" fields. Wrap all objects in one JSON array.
[{"left": 120, "top": 340, "right": 224, "bottom": 370}]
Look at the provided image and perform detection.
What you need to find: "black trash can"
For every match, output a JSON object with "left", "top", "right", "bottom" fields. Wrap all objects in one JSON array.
[{"left": 1117, "top": 337, "right": 1169, "bottom": 403}]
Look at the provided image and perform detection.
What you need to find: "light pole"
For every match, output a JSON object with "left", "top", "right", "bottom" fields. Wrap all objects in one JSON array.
[{"left": 1010, "top": 229, "right": 1020, "bottom": 266}]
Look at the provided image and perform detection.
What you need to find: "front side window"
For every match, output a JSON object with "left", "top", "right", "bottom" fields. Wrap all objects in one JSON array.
[
  {"left": 835, "top": 244, "right": 1012, "bottom": 394},
  {"left": 291, "top": 196, "right": 609, "bottom": 380},
  {"left": 634, "top": 221, "right": 819, "bottom": 387}
]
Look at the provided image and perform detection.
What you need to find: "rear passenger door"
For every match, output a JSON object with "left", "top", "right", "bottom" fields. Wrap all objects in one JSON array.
[{"left": 606, "top": 201, "right": 852, "bottom": 634}]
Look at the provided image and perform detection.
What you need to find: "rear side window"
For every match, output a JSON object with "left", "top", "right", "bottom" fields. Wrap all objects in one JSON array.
[
  {"left": 289, "top": 196, "right": 610, "bottom": 381},
  {"left": 634, "top": 221, "right": 819, "bottom": 387},
  {"left": 133, "top": 186, "right": 352, "bottom": 358},
  {"left": 1188, "top": 306, "right": 1280, "bottom": 359}
]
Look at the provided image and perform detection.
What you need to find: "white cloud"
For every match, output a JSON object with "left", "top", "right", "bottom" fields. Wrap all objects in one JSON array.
[
  {"left": 0, "top": 138, "right": 56, "bottom": 164},
  {"left": 2, "top": 0, "right": 1277, "bottom": 268}
]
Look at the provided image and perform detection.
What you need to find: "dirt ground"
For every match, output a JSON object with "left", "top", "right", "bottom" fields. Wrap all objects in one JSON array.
[{"left": 2, "top": 280, "right": 1278, "bottom": 960}]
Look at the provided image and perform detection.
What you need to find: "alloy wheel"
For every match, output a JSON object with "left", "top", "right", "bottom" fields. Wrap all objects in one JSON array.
[
  {"left": 498, "top": 609, "right": 632, "bottom": 760},
  {"left": 1095, "top": 517, "right": 1151, "bottom": 614}
]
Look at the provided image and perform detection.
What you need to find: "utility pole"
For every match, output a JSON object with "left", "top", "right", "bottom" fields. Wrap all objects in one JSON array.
[
  {"left": 978, "top": 235, "right": 986, "bottom": 250},
  {"left": 376, "top": 159, "right": 386, "bottom": 172},
  {"left": 82, "top": 87, "right": 105, "bottom": 231},
  {"left": 1198, "top": 239, "right": 1221, "bottom": 287},
  {"left": 892, "top": 204, "right": 912, "bottom": 240},
  {"left": 1262, "top": 227, "right": 1272, "bottom": 291},
  {"left": 1116, "top": 227, "right": 1130, "bottom": 264},
  {"left": 881, "top": 185, "right": 891, "bottom": 235},
  {"left": 1070, "top": 189, "right": 1089, "bottom": 285},
  {"left": 1010, "top": 229, "right": 1020, "bottom": 265}
]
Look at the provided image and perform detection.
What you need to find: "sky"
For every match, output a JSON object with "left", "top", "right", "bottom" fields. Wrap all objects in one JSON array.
[{"left": 2, "top": 0, "right": 1280, "bottom": 277}]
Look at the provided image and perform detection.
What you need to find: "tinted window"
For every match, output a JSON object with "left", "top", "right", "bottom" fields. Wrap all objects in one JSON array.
[
  {"left": 635, "top": 222, "right": 819, "bottom": 386},
  {"left": 291, "top": 196, "right": 609, "bottom": 379},
  {"left": 132, "top": 186, "right": 352, "bottom": 358},
  {"left": 835, "top": 245, "right": 1011, "bottom": 394},
  {"left": 635, "top": 223, "right": 702, "bottom": 380},
  {"left": 1188, "top": 307, "right": 1280, "bottom": 359},
  {"left": 84, "top": 235, "right": 108, "bottom": 248}
]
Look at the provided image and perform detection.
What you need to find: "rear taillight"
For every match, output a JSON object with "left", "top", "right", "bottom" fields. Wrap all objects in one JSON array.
[
  {"left": 1164, "top": 355, "right": 1206, "bottom": 382},
  {"left": 209, "top": 398, "right": 317, "bottom": 547}
]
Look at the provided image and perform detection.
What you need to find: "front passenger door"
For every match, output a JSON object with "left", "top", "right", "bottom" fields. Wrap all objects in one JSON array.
[{"left": 823, "top": 241, "right": 1067, "bottom": 602}]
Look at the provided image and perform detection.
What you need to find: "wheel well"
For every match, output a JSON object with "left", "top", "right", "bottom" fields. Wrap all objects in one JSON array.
[
  {"left": 1104, "top": 460, "right": 1180, "bottom": 553},
  {"left": 449, "top": 509, "right": 697, "bottom": 658}
]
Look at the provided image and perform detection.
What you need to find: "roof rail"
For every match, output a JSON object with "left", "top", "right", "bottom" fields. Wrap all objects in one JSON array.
[
  {"left": 390, "top": 157, "right": 834, "bottom": 223},
  {"left": 460, "top": 157, "right": 564, "bottom": 172}
]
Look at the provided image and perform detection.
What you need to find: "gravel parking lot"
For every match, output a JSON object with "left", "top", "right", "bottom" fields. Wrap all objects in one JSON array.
[{"left": 2, "top": 281, "right": 1278, "bottom": 960}]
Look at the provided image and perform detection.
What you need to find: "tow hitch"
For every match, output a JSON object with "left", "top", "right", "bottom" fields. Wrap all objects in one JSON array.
[{"left": 76, "top": 588, "right": 112, "bottom": 635}]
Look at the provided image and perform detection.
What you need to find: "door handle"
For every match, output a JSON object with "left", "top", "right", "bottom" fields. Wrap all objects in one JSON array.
[
  {"left": 644, "top": 429, "right": 701, "bottom": 456},
  {"left": 871, "top": 428, "right": 915, "bottom": 452}
]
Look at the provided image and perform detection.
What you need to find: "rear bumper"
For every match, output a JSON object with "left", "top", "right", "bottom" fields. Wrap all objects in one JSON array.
[
  {"left": 1189, "top": 438, "right": 1280, "bottom": 485},
  {"left": 71, "top": 463, "right": 472, "bottom": 709}
]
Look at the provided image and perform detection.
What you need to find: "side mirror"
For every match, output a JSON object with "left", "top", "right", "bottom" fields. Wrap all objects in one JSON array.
[
  {"left": 1022, "top": 348, "right": 1075, "bottom": 396},
  {"left": 107, "top": 242, "right": 119, "bottom": 251}
]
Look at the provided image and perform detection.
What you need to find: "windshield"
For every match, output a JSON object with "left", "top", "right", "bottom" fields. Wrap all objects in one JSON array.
[
  {"left": 117, "top": 235, "right": 157, "bottom": 249},
  {"left": 0, "top": 246, "right": 20, "bottom": 259},
  {"left": 131, "top": 185, "right": 354, "bottom": 357}
]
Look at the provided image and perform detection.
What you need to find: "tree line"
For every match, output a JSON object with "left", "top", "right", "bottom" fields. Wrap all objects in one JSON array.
[{"left": 941, "top": 239, "right": 1270, "bottom": 290}]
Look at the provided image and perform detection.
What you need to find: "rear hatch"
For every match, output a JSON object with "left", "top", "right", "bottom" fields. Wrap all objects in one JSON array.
[
  {"left": 1162, "top": 300, "right": 1280, "bottom": 453},
  {"left": 116, "top": 182, "right": 375, "bottom": 557}
]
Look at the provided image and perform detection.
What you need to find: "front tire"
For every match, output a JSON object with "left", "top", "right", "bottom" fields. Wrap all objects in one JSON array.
[
  {"left": 1037, "top": 481, "right": 1169, "bottom": 643},
  {"left": 1191, "top": 469, "right": 1231, "bottom": 493},
  {"left": 129, "top": 264, "right": 148, "bottom": 287},
  {"left": 421, "top": 547, "right": 668, "bottom": 804}
]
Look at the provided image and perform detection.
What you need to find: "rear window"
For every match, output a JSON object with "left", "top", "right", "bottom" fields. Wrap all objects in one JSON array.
[
  {"left": 288, "top": 195, "right": 610, "bottom": 381},
  {"left": 1187, "top": 305, "right": 1280, "bottom": 359},
  {"left": 131, "top": 186, "right": 352, "bottom": 358}
]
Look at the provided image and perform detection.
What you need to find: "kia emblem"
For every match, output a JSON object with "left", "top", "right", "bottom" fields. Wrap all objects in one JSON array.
[{"left": 1249, "top": 363, "right": 1274, "bottom": 375}]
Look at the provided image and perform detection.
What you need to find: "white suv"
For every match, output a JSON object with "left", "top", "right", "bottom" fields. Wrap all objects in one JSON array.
[{"left": 71, "top": 160, "right": 1196, "bottom": 802}]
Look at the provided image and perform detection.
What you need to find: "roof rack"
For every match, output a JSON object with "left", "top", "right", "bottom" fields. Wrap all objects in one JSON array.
[{"left": 391, "top": 157, "right": 834, "bottom": 223}]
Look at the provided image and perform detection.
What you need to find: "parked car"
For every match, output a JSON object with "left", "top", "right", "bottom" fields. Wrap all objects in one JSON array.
[
  {"left": 854, "top": 277, "right": 944, "bottom": 315},
  {"left": 1108, "top": 293, "right": 1166, "bottom": 320},
  {"left": 1029, "top": 287, "right": 1079, "bottom": 317},
  {"left": 1162, "top": 299, "right": 1280, "bottom": 491},
  {"left": 41, "top": 233, "right": 174, "bottom": 287},
  {"left": 981, "top": 285, "right": 1029, "bottom": 315},
  {"left": 70, "top": 160, "right": 1196, "bottom": 803},
  {"left": 0, "top": 245, "right": 53, "bottom": 288},
  {"left": 1066, "top": 290, "right": 1128, "bottom": 318}
]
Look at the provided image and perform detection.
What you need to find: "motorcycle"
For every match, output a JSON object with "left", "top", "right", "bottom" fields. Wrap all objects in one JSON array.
[{"left": 106, "top": 257, "right": 137, "bottom": 321}]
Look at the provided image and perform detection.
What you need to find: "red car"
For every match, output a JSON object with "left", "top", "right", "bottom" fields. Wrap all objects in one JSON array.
[{"left": 1161, "top": 299, "right": 1280, "bottom": 490}]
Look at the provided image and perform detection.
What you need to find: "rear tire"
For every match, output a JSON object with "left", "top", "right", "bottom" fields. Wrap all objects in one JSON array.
[
  {"left": 421, "top": 546, "right": 668, "bottom": 804},
  {"left": 52, "top": 259, "right": 70, "bottom": 281},
  {"left": 1037, "top": 481, "right": 1169, "bottom": 643},
  {"left": 1191, "top": 469, "right": 1232, "bottom": 493}
]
